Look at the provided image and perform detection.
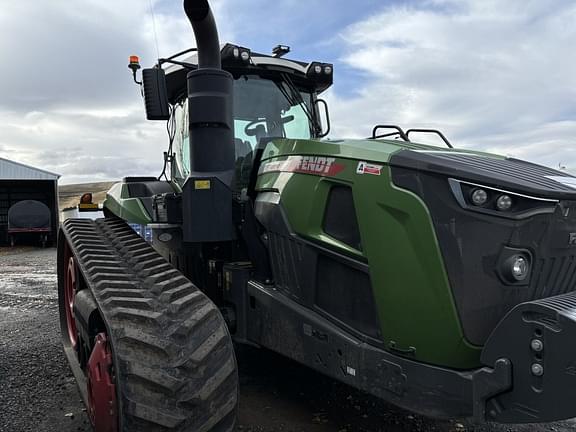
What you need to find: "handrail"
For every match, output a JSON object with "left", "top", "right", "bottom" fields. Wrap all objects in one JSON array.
[
  {"left": 406, "top": 128, "right": 453, "bottom": 148},
  {"left": 370, "top": 125, "right": 409, "bottom": 141}
]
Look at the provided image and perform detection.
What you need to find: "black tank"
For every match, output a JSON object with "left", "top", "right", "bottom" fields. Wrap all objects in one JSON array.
[{"left": 8, "top": 200, "right": 51, "bottom": 230}]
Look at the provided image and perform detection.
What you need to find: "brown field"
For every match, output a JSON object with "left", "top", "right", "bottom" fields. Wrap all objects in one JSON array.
[{"left": 58, "top": 181, "right": 117, "bottom": 210}]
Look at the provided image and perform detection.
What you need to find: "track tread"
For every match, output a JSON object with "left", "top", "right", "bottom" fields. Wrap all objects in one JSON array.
[{"left": 60, "top": 218, "right": 238, "bottom": 432}]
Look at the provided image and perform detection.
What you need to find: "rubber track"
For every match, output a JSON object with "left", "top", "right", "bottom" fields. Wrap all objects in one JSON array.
[{"left": 61, "top": 218, "right": 238, "bottom": 432}]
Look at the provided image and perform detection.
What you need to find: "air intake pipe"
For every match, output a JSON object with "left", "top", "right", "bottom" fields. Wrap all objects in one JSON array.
[{"left": 182, "top": 0, "right": 235, "bottom": 242}]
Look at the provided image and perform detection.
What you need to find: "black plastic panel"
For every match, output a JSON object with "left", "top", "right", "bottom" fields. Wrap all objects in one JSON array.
[
  {"left": 244, "top": 281, "right": 511, "bottom": 420},
  {"left": 482, "top": 290, "right": 576, "bottom": 423},
  {"left": 316, "top": 255, "right": 380, "bottom": 338},
  {"left": 187, "top": 68, "right": 235, "bottom": 174},
  {"left": 125, "top": 180, "right": 174, "bottom": 198},
  {"left": 182, "top": 176, "right": 235, "bottom": 242},
  {"left": 391, "top": 166, "right": 576, "bottom": 346},
  {"left": 391, "top": 150, "right": 576, "bottom": 200},
  {"left": 255, "top": 194, "right": 381, "bottom": 341},
  {"left": 323, "top": 186, "right": 362, "bottom": 251}
]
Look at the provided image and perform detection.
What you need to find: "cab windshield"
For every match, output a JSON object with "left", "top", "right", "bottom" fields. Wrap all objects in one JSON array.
[{"left": 172, "top": 75, "right": 317, "bottom": 187}]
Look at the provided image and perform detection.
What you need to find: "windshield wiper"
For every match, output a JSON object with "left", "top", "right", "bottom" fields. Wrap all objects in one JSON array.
[{"left": 275, "top": 73, "right": 321, "bottom": 137}]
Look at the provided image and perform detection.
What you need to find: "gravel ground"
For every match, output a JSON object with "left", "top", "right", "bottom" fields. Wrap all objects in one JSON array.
[{"left": 0, "top": 247, "right": 574, "bottom": 432}]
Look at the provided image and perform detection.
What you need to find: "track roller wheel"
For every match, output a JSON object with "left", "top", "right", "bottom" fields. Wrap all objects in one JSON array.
[{"left": 87, "top": 333, "right": 118, "bottom": 432}]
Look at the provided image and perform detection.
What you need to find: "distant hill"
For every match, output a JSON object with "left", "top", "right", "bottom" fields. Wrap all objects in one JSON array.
[{"left": 58, "top": 181, "right": 117, "bottom": 211}]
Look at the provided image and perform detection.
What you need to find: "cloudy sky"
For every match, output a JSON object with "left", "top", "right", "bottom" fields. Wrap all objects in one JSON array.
[{"left": 0, "top": 0, "right": 575, "bottom": 184}]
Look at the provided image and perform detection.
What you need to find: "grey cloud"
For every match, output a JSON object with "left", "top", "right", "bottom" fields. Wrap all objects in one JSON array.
[
  {"left": 0, "top": 107, "right": 167, "bottom": 183},
  {"left": 5, "top": 0, "right": 574, "bottom": 185},
  {"left": 0, "top": 1, "right": 155, "bottom": 113},
  {"left": 0, "top": 0, "right": 237, "bottom": 184}
]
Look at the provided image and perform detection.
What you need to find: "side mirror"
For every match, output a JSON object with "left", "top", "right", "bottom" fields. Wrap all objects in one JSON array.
[
  {"left": 315, "top": 99, "right": 331, "bottom": 138},
  {"left": 142, "top": 68, "right": 170, "bottom": 121}
]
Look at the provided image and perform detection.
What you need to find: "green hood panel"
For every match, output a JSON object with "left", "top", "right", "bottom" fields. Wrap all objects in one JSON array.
[
  {"left": 262, "top": 138, "right": 504, "bottom": 165},
  {"left": 103, "top": 183, "right": 153, "bottom": 225},
  {"left": 257, "top": 155, "right": 481, "bottom": 369}
]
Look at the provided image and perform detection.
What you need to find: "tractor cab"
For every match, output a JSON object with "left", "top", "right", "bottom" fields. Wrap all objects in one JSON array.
[{"left": 136, "top": 44, "right": 333, "bottom": 190}]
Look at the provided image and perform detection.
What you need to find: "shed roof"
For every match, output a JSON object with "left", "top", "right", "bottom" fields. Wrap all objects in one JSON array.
[{"left": 0, "top": 157, "right": 60, "bottom": 181}]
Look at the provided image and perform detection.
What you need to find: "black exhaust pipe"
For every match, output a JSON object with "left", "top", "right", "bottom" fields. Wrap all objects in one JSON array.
[
  {"left": 182, "top": 0, "right": 236, "bottom": 243},
  {"left": 183, "top": 0, "right": 221, "bottom": 69}
]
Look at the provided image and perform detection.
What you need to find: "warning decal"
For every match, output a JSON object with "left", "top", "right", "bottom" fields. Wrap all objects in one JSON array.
[{"left": 356, "top": 161, "right": 383, "bottom": 176}]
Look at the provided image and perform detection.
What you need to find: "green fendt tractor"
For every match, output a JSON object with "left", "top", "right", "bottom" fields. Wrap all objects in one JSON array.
[{"left": 57, "top": 0, "right": 576, "bottom": 430}]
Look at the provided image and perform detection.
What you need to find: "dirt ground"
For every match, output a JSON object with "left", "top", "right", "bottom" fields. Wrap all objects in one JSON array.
[
  {"left": 0, "top": 247, "right": 574, "bottom": 432},
  {"left": 58, "top": 181, "right": 115, "bottom": 211}
]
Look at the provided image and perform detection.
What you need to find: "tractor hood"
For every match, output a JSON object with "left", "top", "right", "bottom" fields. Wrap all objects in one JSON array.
[
  {"left": 389, "top": 149, "right": 576, "bottom": 200},
  {"left": 260, "top": 137, "right": 576, "bottom": 199}
]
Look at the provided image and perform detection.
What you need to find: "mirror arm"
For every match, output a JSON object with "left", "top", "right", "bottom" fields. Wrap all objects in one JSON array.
[{"left": 316, "top": 99, "right": 331, "bottom": 138}]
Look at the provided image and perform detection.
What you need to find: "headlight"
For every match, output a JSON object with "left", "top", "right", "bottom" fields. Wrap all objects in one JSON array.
[
  {"left": 498, "top": 248, "right": 533, "bottom": 285},
  {"left": 307, "top": 62, "right": 334, "bottom": 80},
  {"left": 471, "top": 188, "right": 488, "bottom": 206},
  {"left": 221, "top": 44, "right": 251, "bottom": 65},
  {"left": 449, "top": 179, "right": 558, "bottom": 219},
  {"left": 510, "top": 255, "right": 529, "bottom": 280},
  {"left": 496, "top": 194, "right": 513, "bottom": 211}
]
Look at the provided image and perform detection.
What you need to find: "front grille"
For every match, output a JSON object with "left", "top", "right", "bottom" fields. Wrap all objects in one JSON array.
[
  {"left": 535, "top": 291, "right": 576, "bottom": 314},
  {"left": 530, "top": 256, "right": 576, "bottom": 301},
  {"left": 268, "top": 232, "right": 304, "bottom": 299}
]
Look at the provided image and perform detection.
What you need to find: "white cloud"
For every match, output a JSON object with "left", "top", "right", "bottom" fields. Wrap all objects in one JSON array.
[{"left": 327, "top": 0, "right": 576, "bottom": 169}]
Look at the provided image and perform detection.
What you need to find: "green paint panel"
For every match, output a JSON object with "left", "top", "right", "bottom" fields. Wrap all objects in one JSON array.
[
  {"left": 262, "top": 138, "right": 504, "bottom": 165},
  {"left": 257, "top": 138, "right": 492, "bottom": 369},
  {"left": 103, "top": 183, "right": 153, "bottom": 225}
]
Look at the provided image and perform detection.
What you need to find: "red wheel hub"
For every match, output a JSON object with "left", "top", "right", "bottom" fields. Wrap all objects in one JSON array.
[
  {"left": 64, "top": 246, "right": 78, "bottom": 349},
  {"left": 87, "top": 333, "right": 118, "bottom": 432}
]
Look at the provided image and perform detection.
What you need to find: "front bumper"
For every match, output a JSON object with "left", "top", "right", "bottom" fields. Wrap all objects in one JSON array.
[
  {"left": 373, "top": 289, "right": 576, "bottom": 423},
  {"left": 380, "top": 289, "right": 576, "bottom": 423},
  {"left": 481, "top": 290, "right": 576, "bottom": 423},
  {"left": 247, "top": 281, "right": 576, "bottom": 423}
]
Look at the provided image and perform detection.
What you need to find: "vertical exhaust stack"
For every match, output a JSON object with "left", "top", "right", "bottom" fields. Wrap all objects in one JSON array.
[
  {"left": 182, "top": 0, "right": 236, "bottom": 242},
  {"left": 184, "top": 0, "right": 222, "bottom": 69}
]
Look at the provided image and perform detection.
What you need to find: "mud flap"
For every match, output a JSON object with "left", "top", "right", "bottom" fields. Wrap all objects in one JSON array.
[{"left": 481, "top": 291, "right": 576, "bottom": 423}]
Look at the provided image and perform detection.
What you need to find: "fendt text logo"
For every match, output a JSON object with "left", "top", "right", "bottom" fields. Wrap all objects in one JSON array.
[{"left": 261, "top": 156, "right": 345, "bottom": 177}]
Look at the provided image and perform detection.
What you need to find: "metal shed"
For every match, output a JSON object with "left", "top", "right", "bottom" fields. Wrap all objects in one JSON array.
[{"left": 0, "top": 158, "right": 60, "bottom": 246}]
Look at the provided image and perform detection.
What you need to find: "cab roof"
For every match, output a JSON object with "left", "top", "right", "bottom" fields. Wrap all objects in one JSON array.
[{"left": 161, "top": 44, "right": 333, "bottom": 104}]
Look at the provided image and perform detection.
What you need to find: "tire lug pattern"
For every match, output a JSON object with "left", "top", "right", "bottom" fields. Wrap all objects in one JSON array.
[{"left": 60, "top": 217, "right": 239, "bottom": 431}]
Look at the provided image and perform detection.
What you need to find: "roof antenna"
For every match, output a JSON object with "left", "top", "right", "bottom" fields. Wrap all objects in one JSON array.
[{"left": 148, "top": 0, "right": 161, "bottom": 60}]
